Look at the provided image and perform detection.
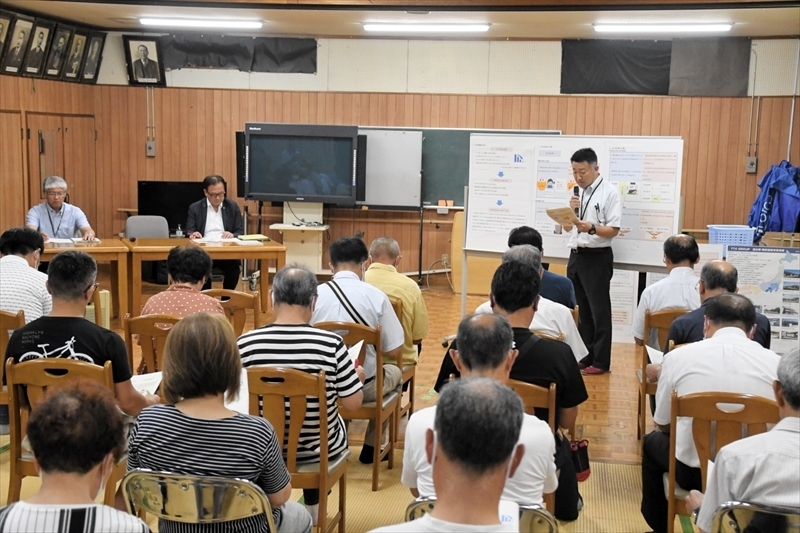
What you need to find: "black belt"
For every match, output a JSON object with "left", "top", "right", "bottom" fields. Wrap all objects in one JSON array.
[{"left": 570, "top": 247, "right": 611, "bottom": 254}]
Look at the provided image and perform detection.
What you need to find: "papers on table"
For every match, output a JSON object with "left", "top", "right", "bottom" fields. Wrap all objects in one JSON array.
[
  {"left": 348, "top": 340, "right": 364, "bottom": 366},
  {"left": 224, "top": 369, "right": 250, "bottom": 415},
  {"left": 238, "top": 234, "right": 270, "bottom": 241},
  {"left": 545, "top": 207, "right": 579, "bottom": 226},
  {"left": 45, "top": 238, "right": 74, "bottom": 244},
  {"left": 645, "top": 345, "right": 664, "bottom": 366},
  {"left": 193, "top": 237, "right": 261, "bottom": 246},
  {"left": 71, "top": 237, "right": 101, "bottom": 243},
  {"left": 131, "top": 372, "right": 162, "bottom": 396}
]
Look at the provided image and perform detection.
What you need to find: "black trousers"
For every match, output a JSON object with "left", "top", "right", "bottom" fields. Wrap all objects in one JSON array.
[
  {"left": 641, "top": 430, "right": 702, "bottom": 533},
  {"left": 203, "top": 260, "right": 240, "bottom": 291},
  {"left": 566, "top": 247, "right": 614, "bottom": 370}
]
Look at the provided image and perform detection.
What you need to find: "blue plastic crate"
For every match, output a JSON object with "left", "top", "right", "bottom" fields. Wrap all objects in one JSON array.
[{"left": 707, "top": 225, "right": 756, "bottom": 246}]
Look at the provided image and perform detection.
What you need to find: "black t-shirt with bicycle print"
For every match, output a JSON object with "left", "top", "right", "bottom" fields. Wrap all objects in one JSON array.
[{"left": 5, "top": 317, "right": 133, "bottom": 384}]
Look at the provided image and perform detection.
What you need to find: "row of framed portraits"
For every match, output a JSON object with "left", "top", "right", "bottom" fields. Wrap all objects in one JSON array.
[{"left": 0, "top": 10, "right": 105, "bottom": 83}]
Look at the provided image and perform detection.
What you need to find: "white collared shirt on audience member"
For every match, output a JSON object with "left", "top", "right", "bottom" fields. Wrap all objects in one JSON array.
[{"left": 632, "top": 266, "right": 701, "bottom": 349}]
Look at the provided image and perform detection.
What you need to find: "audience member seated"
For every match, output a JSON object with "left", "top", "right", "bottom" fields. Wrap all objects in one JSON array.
[
  {"left": 371, "top": 378, "right": 525, "bottom": 533},
  {"left": 473, "top": 245, "right": 587, "bottom": 363},
  {"left": 633, "top": 234, "right": 700, "bottom": 350},
  {"left": 507, "top": 225, "right": 576, "bottom": 309},
  {"left": 640, "top": 293, "right": 781, "bottom": 533},
  {"left": 237, "top": 265, "right": 364, "bottom": 525},
  {"left": 125, "top": 313, "right": 312, "bottom": 533},
  {"left": 685, "top": 348, "right": 800, "bottom": 533},
  {"left": 404, "top": 313, "right": 556, "bottom": 507},
  {"left": 664, "top": 260, "right": 771, "bottom": 352},
  {"left": 0, "top": 227, "right": 51, "bottom": 322},
  {"left": 4, "top": 251, "right": 158, "bottom": 417},
  {"left": 311, "top": 236, "right": 405, "bottom": 464},
  {"left": 364, "top": 237, "right": 430, "bottom": 368},
  {"left": 0, "top": 381, "right": 151, "bottom": 533}
]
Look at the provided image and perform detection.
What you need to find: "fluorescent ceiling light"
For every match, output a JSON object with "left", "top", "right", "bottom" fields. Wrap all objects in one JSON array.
[
  {"left": 363, "top": 23, "right": 489, "bottom": 33},
  {"left": 140, "top": 18, "right": 263, "bottom": 29},
  {"left": 594, "top": 24, "right": 732, "bottom": 33}
]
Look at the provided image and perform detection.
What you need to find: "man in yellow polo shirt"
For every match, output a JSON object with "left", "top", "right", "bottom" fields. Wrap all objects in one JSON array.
[{"left": 365, "top": 237, "right": 429, "bottom": 368}]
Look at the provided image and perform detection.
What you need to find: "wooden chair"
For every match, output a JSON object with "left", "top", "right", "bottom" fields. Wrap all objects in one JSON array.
[
  {"left": 508, "top": 380, "right": 557, "bottom": 514},
  {"left": 0, "top": 309, "right": 25, "bottom": 406},
  {"left": 247, "top": 367, "right": 348, "bottom": 533},
  {"left": 122, "top": 470, "right": 276, "bottom": 532},
  {"left": 388, "top": 297, "right": 417, "bottom": 425},
  {"left": 123, "top": 313, "right": 182, "bottom": 373},
  {"left": 5, "top": 358, "right": 125, "bottom": 506},
  {"left": 636, "top": 308, "right": 689, "bottom": 441},
  {"left": 531, "top": 329, "right": 565, "bottom": 343},
  {"left": 571, "top": 305, "right": 580, "bottom": 327},
  {"left": 405, "top": 497, "right": 559, "bottom": 533},
  {"left": 314, "top": 321, "right": 400, "bottom": 491},
  {"left": 667, "top": 340, "right": 691, "bottom": 352},
  {"left": 665, "top": 390, "right": 780, "bottom": 533},
  {"left": 201, "top": 289, "right": 261, "bottom": 336}
]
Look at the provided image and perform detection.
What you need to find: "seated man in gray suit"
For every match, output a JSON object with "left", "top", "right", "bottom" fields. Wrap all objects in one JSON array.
[{"left": 186, "top": 174, "right": 244, "bottom": 290}]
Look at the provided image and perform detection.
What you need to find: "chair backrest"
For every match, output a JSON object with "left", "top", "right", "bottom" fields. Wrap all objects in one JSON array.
[
  {"left": 508, "top": 380, "right": 557, "bottom": 433},
  {"left": 404, "top": 497, "right": 558, "bottom": 533},
  {"left": 388, "top": 297, "right": 408, "bottom": 366},
  {"left": 571, "top": 305, "right": 579, "bottom": 327},
  {"left": 643, "top": 308, "right": 690, "bottom": 351},
  {"left": 711, "top": 501, "right": 800, "bottom": 533},
  {"left": 246, "top": 367, "right": 328, "bottom": 476},
  {"left": 125, "top": 215, "right": 169, "bottom": 239},
  {"left": 122, "top": 469, "right": 276, "bottom": 531},
  {"left": 405, "top": 496, "right": 437, "bottom": 521},
  {"left": 389, "top": 297, "right": 402, "bottom": 322},
  {"left": 0, "top": 310, "right": 26, "bottom": 399},
  {"left": 123, "top": 313, "right": 182, "bottom": 373},
  {"left": 531, "top": 329, "right": 565, "bottom": 343},
  {"left": 202, "top": 289, "right": 261, "bottom": 336},
  {"left": 669, "top": 390, "right": 780, "bottom": 490},
  {"left": 667, "top": 340, "right": 692, "bottom": 353},
  {"left": 315, "top": 321, "right": 385, "bottom": 405}
]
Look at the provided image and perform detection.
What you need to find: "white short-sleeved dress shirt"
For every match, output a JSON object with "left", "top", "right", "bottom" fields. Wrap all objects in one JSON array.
[
  {"left": 565, "top": 176, "right": 622, "bottom": 250},
  {"left": 312, "top": 271, "right": 405, "bottom": 380},
  {"left": 475, "top": 297, "right": 588, "bottom": 362},
  {"left": 632, "top": 266, "right": 701, "bottom": 349},
  {"left": 25, "top": 202, "right": 90, "bottom": 239},
  {"left": 0, "top": 255, "right": 52, "bottom": 323},
  {"left": 402, "top": 406, "right": 558, "bottom": 505},
  {"left": 654, "top": 327, "right": 780, "bottom": 467},
  {"left": 204, "top": 199, "right": 225, "bottom": 240}
]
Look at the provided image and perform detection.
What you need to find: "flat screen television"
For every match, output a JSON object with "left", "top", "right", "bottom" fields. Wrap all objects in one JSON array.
[
  {"left": 245, "top": 123, "right": 358, "bottom": 205},
  {"left": 137, "top": 181, "right": 206, "bottom": 233}
]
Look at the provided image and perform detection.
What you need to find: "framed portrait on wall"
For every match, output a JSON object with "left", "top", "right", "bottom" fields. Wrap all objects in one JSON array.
[
  {"left": 79, "top": 32, "right": 105, "bottom": 84},
  {"left": 1, "top": 14, "right": 34, "bottom": 75},
  {"left": 122, "top": 35, "right": 165, "bottom": 86},
  {"left": 0, "top": 10, "right": 15, "bottom": 63},
  {"left": 22, "top": 19, "right": 55, "bottom": 77},
  {"left": 62, "top": 28, "right": 88, "bottom": 81},
  {"left": 43, "top": 24, "right": 73, "bottom": 79}
]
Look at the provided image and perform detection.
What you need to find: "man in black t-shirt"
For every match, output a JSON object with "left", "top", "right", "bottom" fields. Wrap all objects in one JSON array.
[
  {"left": 434, "top": 260, "right": 588, "bottom": 521},
  {"left": 4, "top": 251, "right": 159, "bottom": 416}
]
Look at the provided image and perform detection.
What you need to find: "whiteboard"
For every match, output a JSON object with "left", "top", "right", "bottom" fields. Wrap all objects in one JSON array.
[
  {"left": 357, "top": 128, "right": 422, "bottom": 208},
  {"left": 465, "top": 135, "right": 685, "bottom": 269}
]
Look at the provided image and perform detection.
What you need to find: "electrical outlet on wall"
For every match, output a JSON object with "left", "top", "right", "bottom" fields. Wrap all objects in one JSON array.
[
  {"left": 442, "top": 254, "right": 449, "bottom": 265},
  {"left": 146, "top": 140, "right": 156, "bottom": 157},
  {"left": 745, "top": 156, "right": 757, "bottom": 174}
]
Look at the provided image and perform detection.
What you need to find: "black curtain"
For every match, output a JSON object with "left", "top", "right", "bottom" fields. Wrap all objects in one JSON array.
[
  {"left": 251, "top": 38, "right": 316, "bottom": 74},
  {"left": 669, "top": 37, "right": 751, "bottom": 96}
]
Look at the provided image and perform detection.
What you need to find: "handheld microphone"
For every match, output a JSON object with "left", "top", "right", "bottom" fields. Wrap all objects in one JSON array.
[{"left": 573, "top": 186, "right": 580, "bottom": 217}]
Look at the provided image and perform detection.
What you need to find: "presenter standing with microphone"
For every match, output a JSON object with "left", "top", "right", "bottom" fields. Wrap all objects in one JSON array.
[{"left": 562, "top": 148, "right": 622, "bottom": 375}]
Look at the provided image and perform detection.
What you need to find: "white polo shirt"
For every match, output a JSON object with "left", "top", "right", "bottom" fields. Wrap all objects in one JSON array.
[
  {"left": 0, "top": 255, "right": 52, "bottom": 323},
  {"left": 312, "top": 271, "right": 405, "bottom": 380},
  {"left": 402, "top": 406, "right": 558, "bottom": 505},
  {"left": 204, "top": 199, "right": 225, "bottom": 240},
  {"left": 631, "top": 266, "right": 701, "bottom": 349},
  {"left": 565, "top": 176, "right": 622, "bottom": 250},
  {"left": 475, "top": 297, "right": 588, "bottom": 363},
  {"left": 654, "top": 327, "right": 780, "bottom": 468}
]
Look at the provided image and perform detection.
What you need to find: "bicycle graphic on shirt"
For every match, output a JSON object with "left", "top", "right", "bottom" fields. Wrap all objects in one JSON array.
[{"left": 19, "top": 337, "right": 94, "bottom": 363}]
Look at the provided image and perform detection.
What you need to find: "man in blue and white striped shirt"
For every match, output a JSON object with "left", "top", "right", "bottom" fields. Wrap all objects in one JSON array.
[{"left": 25, "top": 176, "right": 96, "bottom": 241}]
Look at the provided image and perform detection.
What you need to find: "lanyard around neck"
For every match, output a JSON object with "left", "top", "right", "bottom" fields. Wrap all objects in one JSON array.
[
  {"left": 46, "top": 206, "right": 64, "bottom": 238},
  {"left": 579, "top": 178, "right": 602, "bottom": 220}
]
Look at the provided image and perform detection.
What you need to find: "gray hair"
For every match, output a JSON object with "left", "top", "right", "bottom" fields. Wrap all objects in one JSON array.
[
  {"left": 43, "top": 176, "right": 68, "bottom": 192},
  {"left": 435, "top": 378, "right": 523, "bottom": 477},
  {"left": 455, "top": 314, "right": 514, "bottom": 372},
  {"left": 272, "top": 264, "right": 318, "bottom": 307},
  {"left": 502, "top": 244, "right": 542, "bottom": 272},
  {"left": 369, "top": 237, "right": 400, "bottom": 260},
  {"left": 778, "top": 348, "right": 800, "bottom": 411},
  {"left": 47, "top": 251, "right": 97, "bottom": 301}
]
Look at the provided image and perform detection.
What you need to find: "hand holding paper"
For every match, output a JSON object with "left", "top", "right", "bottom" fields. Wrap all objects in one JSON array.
[
  {"left": 348, "top": 340, "right": 365, "bottom": 368},
  {"left": 546, "top": 207, "right": 580, "bottom": 226}
]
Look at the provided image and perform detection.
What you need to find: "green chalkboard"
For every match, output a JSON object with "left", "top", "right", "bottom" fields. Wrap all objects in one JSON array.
[{"left": 420, "top": 128, "right": 560, "bottom": 206}]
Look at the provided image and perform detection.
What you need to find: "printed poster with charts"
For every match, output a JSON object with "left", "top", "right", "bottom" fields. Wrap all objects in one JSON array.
[
  {"left": 726, "top": 246, "right": 800, "bottom": 355},
  {"left": 466, "top": 135, "right": 684, "bottom": 269}
]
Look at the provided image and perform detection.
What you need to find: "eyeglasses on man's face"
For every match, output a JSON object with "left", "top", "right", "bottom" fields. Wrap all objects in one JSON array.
[{"left": 46, "top": 190, "right": 66, "bottom": 198}]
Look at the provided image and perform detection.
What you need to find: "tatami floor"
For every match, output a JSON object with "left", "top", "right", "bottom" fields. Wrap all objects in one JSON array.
[{"left": 0, "top": 268, "right": 658, "bottom": 532}]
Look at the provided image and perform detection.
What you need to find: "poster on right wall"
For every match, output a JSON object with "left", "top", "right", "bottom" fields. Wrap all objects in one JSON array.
[{"left": 726, "top": 246, "right": 800, "bottom": 355}]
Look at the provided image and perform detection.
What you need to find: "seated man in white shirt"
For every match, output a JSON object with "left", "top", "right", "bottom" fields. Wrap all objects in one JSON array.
[
  {"left": 372, "top": 377, "right": 526, "bottom": 533},
  {"left": 685, "top": 347, "right": 800, "bottom": 533},
  {"left": 403, "top": 313, "right": 557, "bottom": 506},
  {"left": 633, "top": 234, "right": 701, "bottom": 349},
  {"left": 475, "top": 245, "right": 588, "bottom": 362},
  {"left": 312, "top": 236, "right": 404, "bottom": 464},
  {"left": 0, "top": 227, "right": 52, "bottom": 322},
  {"left": 640, "top": 293, "right": 781, "bottom": 533}
]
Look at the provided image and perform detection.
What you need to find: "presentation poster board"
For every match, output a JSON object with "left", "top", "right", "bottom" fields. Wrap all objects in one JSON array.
[
  {"left": 727, "top": 246, "right": 800, "bottom": 355},
  {"left": 465, "top": 134, "right": 685, "bottom": 269},
  {"left": 611, "top": 269, "right": 639, "bottom": 343}
]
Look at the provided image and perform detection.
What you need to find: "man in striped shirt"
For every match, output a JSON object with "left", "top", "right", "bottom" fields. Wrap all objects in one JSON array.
[
  {"left": 238, "top": 264, "right": 364, "bottom": 525},
  {"left": 0, "top": 227, "right": 52, "bottom": 323}
]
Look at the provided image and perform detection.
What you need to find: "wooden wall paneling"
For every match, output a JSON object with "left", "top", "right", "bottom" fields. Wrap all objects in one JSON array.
[
  {"left": 25, "top": 113, "right": 64, "bottom": 209},
  {"left": 0, "top": 112, "right": 26, "bottom": 232},
  {"left": 706, "top": 98, "right": 722, "bottom": 224},
  {"left": 62, "top": 116, "right": 97, "bottom": 234},
  {"left": 717, "top": 98, "right": 735, "bottom": 224}
]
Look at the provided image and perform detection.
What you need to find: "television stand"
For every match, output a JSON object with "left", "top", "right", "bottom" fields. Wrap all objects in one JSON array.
[{"left": 270, "top": 202, "right": 330, "bottom": 275}]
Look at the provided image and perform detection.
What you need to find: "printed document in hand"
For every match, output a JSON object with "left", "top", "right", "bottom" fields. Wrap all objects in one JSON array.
[
  {"left": 224, "top": 369, "right": 250, "bottom": 414},
  {"left": 545, "top": 207, "right": 579, "bottom": 226},
  {"left": 348, "top": 340, "right": 364, "bottom": 366},
  {"left": 645, "top": 345, "right": 664, "bottom": 366},
  {"left": 131, "top": 372, "right": 162, "bottom": 396}
]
